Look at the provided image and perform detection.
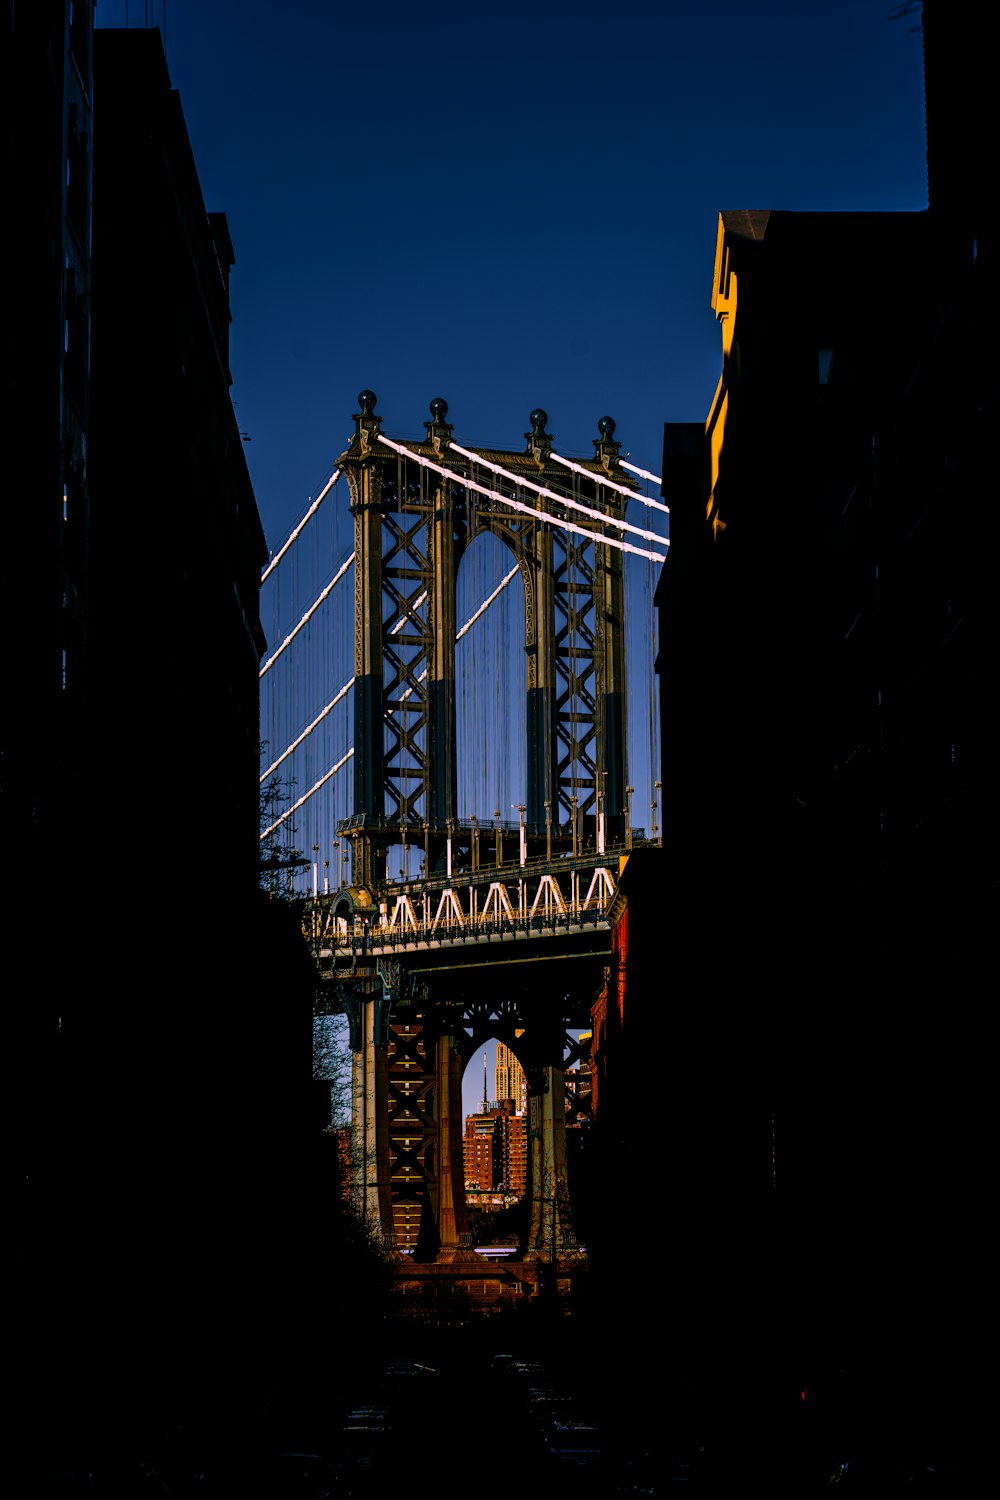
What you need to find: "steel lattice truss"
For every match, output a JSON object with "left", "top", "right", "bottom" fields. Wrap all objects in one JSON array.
[
  {"left": 554, "top": 533, "right": 599, "bottom": 819},
  {"left": 338, "top": 396, "right": 630, "bottom": 870},
  {"left": 380, "top": 482, "right": 433, "bottom": 830}
]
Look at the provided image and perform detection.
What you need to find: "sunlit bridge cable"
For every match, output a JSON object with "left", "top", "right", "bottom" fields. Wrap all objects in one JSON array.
[
  {"left": 391, "top": 566, "right": 519, "bottom": 710},
  {"left": 376, "top": 436, "right": 666, "bottom": 562},
  {"left": 390, "top": 591, "right": 427, "bottom": 634},
  {"left": 260, "top": 677, "right": 355, "bottom": 783},
  {"left": 262, "top": 591, "right": 425, "bottom": 774},
  {"left": 620, "top": 459, "right": 663, "bottom": 486},
  {"left": 257, "top": 595, "right": 431, "bottom": 804},
  {"left": 457, "top": 565, "right": 519, "bottom": 639},
  {"left": 550, "top": 450, "right": 669, "bottom": 516},
  {"left": 260, "top": 467, "right": 341, "bottom": 584},
  {"left": 258, "top": 551, "right": 355, "bottom": 678},
  {"left": 259, "top": 748, "right": 355, "bottom": 839},
  {"left": 448, "top": 440, "right": 666, "bottom": 547}
]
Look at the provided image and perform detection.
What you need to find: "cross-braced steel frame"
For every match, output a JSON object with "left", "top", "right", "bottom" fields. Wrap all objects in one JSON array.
[
  {"left": 328, "top": 393, "right": 636, "bottom": 1275},
  {"left": 337, "top": 392, "right": 630, "bottom": 886}
]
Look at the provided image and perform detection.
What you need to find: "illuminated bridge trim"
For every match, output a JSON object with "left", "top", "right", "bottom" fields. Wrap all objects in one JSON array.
[{"left": 305, "top": 851, "right": 637, "bottom": 968}]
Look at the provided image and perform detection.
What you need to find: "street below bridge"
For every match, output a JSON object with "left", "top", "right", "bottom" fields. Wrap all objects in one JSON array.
[
  {"left": 230, "top": 1318, "right": 664, "bottom": 1498},
  {"left": 24, "top": 1288, "right": 958, "bottom": 1495},
  {"left": 143, "top": 1306, "right": 955, "bottom": 1497}
]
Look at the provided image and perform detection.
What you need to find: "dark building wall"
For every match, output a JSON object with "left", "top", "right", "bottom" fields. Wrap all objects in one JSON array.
[
  {"left": 658, "top": 2, "right": 992, "bottom": 993},
  {"left": 6, "top": 0, "right": 98, "bottom": 1366},
  {"left": 922, "top": 0, "right": 989, "bottom": 243},
  {"left": 659, "top": 218, "right": 990, "bottom": 983},
  {"left": 88, "top": 28, "right": 266, "bottom": 889},
  {"left": 658, "top": 210, "right": 990, "bottom": 1292},
  {"left": 651, "top": 0, "right": 993, "bottom": 1432},
  {"left": 8, "top": 19, "right": 328, "bottom": 1461},
  {"left": 5, "top": 0, "right": 94, "bottom": 931},
  {"left": 67, "top": 26, "right": 275, "bottom": 1192}
]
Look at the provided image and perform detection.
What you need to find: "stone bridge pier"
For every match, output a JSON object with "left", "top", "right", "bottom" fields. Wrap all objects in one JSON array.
[{"left": 339, "top": 960, "right": 589, "bottom": 1290}]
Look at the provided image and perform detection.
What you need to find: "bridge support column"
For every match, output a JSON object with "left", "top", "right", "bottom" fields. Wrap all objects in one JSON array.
[
  {"left": 341, "top": 391, "right": 386, "bottom": 885},
  {"left": 429, "top": 479, "right": 458, "bottom": 827},
  {"left": 599, "top": 539, "right": 626, "bottom": 829},
  {"left": 527, "top": 531, "right": 557, "bottom": 829},
  {"left": 345, "top": 984, "right": 395, "bottom": 1250},
  {"left": 433, "top": 1031, "right": 473, "bottom": 1260},
  {"left": 595, "top": 421, "right": 628, "bottom": 831},
  {"left": 524, "top": 1064, "right": 581, "bottom": 1262}
]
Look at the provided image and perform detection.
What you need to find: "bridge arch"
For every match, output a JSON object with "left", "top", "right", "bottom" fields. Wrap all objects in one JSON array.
[{"left": 455, "top": 528, "right": 528, "bottom": 828}]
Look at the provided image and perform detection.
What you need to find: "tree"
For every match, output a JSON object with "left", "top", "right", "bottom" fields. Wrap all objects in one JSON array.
[
  {"left": 313, "top": 1010, "right": 351, "bottom": 1125},
  {"left": 259, "top": 755, "right": 306, "bottom": 898}
]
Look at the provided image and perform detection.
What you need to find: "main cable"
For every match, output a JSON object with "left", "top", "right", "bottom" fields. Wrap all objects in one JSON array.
[
  {"left": 549, "top": 450, "right": 669, "bottom": 515},
  {"left": 376, "top": 435, "right": 666, "bottom": 562},
  {"left": 448, "top": 439, "right": 667, "bottom": 547}
]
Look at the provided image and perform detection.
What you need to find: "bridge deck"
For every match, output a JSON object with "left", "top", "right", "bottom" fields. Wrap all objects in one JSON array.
[{"left": 307, "top": 848, "right": 631, "bottom": 974}]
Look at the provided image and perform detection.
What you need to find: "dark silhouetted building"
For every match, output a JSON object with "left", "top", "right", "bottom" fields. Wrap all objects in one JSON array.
[
  {"left": 7, "top": 13, "right": 325, "bottom": 1466},
  {"left": 6, "top": 0, "right": 95, "bottom": 944},
  {"left": 651, "top": 0, "right": 991, "bottom": 1444}
]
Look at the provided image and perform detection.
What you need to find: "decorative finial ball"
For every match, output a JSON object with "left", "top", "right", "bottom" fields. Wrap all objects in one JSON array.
[
  {"left": 598, "top": 415, "right": 616, "bottom": 437},
  {"left": 530, "top": 408, "right": 548, "bottom": 430},
  {"left": 358, "top": 390, "right": 377, "bottom": 413},
  {"left": 429, "top": 397, "right": 449, "bottom": 420}
]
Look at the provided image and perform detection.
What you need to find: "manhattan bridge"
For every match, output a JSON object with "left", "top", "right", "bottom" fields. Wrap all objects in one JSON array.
[{"left": 259, "top": 392, "right": 668, "bottom": 1303}]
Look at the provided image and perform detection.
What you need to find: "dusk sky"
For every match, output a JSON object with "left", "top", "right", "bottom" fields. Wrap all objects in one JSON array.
[
  {"left": 96, "top": 2, "right": 928, "bottom": 1116},
  {"left": 97, "top": 1, "right": 927, "bottom": 556}
]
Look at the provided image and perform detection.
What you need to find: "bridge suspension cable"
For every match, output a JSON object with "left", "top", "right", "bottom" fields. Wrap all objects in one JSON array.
[
  {"left": 392, "top": 564, "right": 519, "bottom": 711},
  {"left": 375, "top": 435, "right": 666, "bottom": 562},
  {"left": 258, "top": 551, "right": 355, "bottom": 678},
  {"left": 549, "top": 450, "right": 669, "bottom": 515},
  {"left": 620, "top": 459, "right": 663, "bottom": 485},
  {"left": 260, "top": 566, "right": 519, "bottom": 813},
  {"left": 260, "top": 747, "right": 355, "bottom": 840},
  {"left": 447, "top": 439, "right": 667, "bottom": 548},
  {"left": 390, "top": 591, "right": 427, "bottom": 634},
  {"left": 260, "top": 676, "right": 355, "bottom": 783},
  {"left": 260, "top": 608, "right": 416, "bottom": 795},
  {"left": 457, "top": 564, "right": 519, "bottom": 639},
  {"left": 260, "top": 467, "right": 342, "bottom": 584}
]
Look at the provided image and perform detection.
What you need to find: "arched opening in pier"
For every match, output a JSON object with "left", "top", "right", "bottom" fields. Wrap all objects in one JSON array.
[
  {"left": 461, "top": 1037, "right": 529, "bottom": 1253},
  {"left": 458, "top": 1028, "right": 596, "bottom": 1253}
]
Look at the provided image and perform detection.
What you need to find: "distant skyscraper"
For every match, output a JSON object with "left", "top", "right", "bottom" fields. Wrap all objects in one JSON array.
[
  {"left": 495, "top": 1040, "right": 527, "bottom": 1114},
  {"left": 495, "top": 1102, "right": 528, "bottom": 1199},
  {"left": 463, "top": 1103, "right": 527, "bottom": 1201},
  {"left": 464, "top": 1107, "right": 498, "bottom": 1194},
  {"left": 464, "top": 1043, "right": 528, "bottom": 1202}
]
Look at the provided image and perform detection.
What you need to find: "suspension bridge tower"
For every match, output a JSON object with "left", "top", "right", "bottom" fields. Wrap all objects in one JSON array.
[{"left": 308, "top": 392, "right": 663, "bottom": 1303}]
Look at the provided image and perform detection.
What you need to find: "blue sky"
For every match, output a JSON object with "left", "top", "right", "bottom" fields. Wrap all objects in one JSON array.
[
  {"left": 97, "top": 1, "right": 927, "bottom": 554},
  {"left": 98, "top": 2, "right": 928, "bottom": 1117}
]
